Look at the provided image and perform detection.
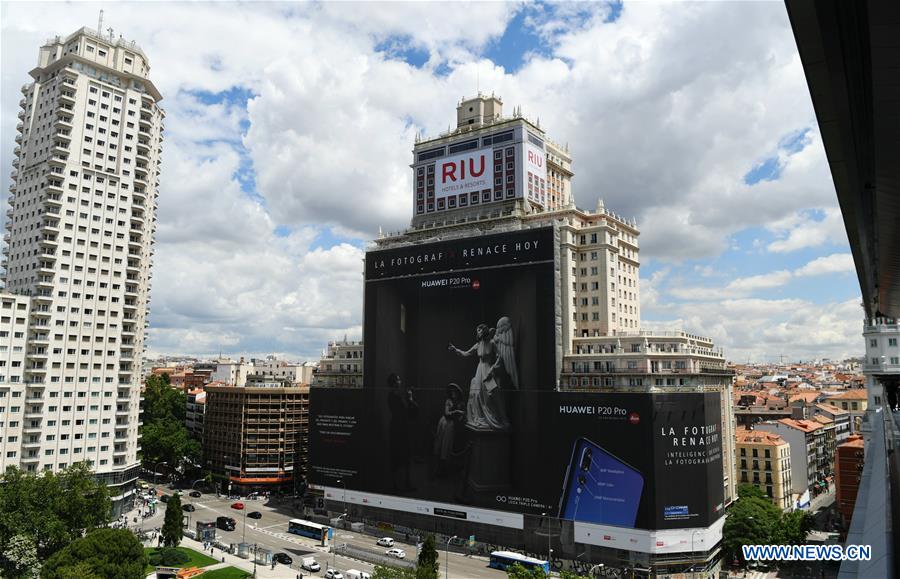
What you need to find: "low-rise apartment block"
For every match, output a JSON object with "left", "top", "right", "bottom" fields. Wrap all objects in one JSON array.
[
  {"left": 312, "top": 340, "right": 363, "bottom": 387},
  {"left": 735, "top": 427, "right": 793, "bottom": 511}
]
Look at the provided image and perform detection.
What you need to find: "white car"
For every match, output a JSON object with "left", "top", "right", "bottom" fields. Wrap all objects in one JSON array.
[
  {"left": 325, "top": 570, "right": 344, "bottom": 579},
  {"left": 386, "top": 548, "right": 406, "bottom": 559},
  {"left": 301, "top": 557, "right": 321, "bottom": 572},
  {"left": 376, "top": 537, "right": 394, "bottom": 547}
]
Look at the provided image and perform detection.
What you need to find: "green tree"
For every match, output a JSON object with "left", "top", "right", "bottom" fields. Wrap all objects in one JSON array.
[
  {"left": 775, "top": 510, "right": 815, "bottom": 545},
  {"left": 416, "top": 535, "right": 439, "bottom": 579},
  {"left": 41, "top": 528, "right": 147, "bottom": 579},
  {"left": 505, "top": 563, "right": 548, "bottom": 578},
  {"left": 144, "top": 375, "right": 185, "bottom": 423},
  {"left": 0, "top": 463, "right": 110, "bottom": 560},
  {"left": 723, "top": 484, "right": 784, "bottom": 565},
  {"left": 161, "top": 492, "right": 184, "bottom": 548},
  {"left": 0, "top": 534, "right": 40, "bottom": 579},
  {"left": 141, "top": 375, "right": 201, "bottom": 478},
  {"left": 559, "top": 571, "right": 589, "bottom": 579},
  {"left": 372, "top": 565, "right": 416, "bottom": 579},
  {"left": 49, "top": 561, "right": 102, "bottom": 579}
]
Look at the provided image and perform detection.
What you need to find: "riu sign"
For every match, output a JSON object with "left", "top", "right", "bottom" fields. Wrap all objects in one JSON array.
[{"left": 437, "top": 148, "right": 494, "bottom": 198}]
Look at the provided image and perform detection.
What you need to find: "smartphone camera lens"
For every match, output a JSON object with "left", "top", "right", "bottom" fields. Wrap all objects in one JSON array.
[{"left": 580, "top": 448, "right": 592, "bottom": 472}]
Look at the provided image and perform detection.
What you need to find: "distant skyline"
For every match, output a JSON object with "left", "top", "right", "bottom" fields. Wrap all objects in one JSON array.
[{"left": 1, "top": 1, "right": 861, "bottom": 363}]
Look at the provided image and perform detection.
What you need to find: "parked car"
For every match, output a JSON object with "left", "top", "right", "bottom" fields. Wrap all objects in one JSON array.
[
  {"left": 159, "top": 495, "right": 169, "bottom": 503},
  {"left": 247, "top": 511, "right": 262, "bottom": 519},
  {"left": 385, "top": 548, "right": 406, "bottom": 559},
  {"left": 189, "top": 491, "right": 202, "bottom": 498},
  {"left": 216, "top": 516, "right": 236, "bottom": 531},
  {"left": 346, "top": 570, "right": 371, "bottom": 579},
  {"left": 231, "top": 502, "right": 244, "bottom": 510},
  {"left": 325, "top": 570, "right": 344, "bottom": 579},
  {"left": 376, "top": 537, "right": 394, "bottom": 547},
  {"left": 273, "top": 553, "right": 292, "bottom": 565},
  {"left": 182, "top": 504, "right": 195, "bottom": 512},
  {"left": 301, "top": 557, "right": 321, "bottom": 572}
]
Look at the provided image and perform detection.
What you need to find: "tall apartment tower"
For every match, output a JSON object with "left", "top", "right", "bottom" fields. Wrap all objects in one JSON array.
[{"left": 1, "top": 27, "right": 162, "bottom": 513}]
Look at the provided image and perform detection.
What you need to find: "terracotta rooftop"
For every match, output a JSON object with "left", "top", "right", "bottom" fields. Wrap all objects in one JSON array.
[
  {"left": 735, "top": 427, "right": 787, "bottom": 446},
  {"left": 815, "top": 403, "right": 849, "bottom": 415},
  {"left": 813, "top": 415, "right": 834, "bottom": 425},
  {"left": 826, "top": 389, "right": 868, "bottom": 400},
  {"left": 777, "top": 418, "right": 824, "bottom": 433},
  {"left": 788, "top": 392, "right": 821, "bottom": 404},
  {"left": 838, "top": 437, "right": 865, "bottom": 449}
]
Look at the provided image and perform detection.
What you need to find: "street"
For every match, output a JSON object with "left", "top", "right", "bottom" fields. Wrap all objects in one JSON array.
[{"left": 134, "top": 487, "right": 508, "bottom": 579}]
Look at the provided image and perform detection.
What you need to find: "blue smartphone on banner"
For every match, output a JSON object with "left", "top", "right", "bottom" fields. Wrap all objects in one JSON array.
[{"left": 558, "top": 438, "right": 644, "bottom": 527}]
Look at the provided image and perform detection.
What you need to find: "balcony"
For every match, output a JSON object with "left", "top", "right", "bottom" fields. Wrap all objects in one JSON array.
[
  {"left": 47, "top": 155, "right": 68, "bottom": 168},
  {"left": 57, "top": 91, "right": 76, "bottom": 105},
  {"left": 53, "top": 116, "right": 73, "bottom": 129}
]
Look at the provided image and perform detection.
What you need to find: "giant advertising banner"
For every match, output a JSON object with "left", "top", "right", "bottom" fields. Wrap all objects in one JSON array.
[
  {"left": 436, "top": 147, "right": 494, "bottom": 200},
  {"left": 525, "top": 142, "right": 547, "bottom": 207},
  {"left": 309, "top": 227, "right": 724, "bottom": 533}
]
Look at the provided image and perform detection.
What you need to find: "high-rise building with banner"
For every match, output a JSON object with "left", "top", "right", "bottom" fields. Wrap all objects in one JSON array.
[
  {"left": 309, "top": 94, "right": 736, "bottom": 577},
  {"left": 0, "top": 26, "right": 162, "bottom": 515}
]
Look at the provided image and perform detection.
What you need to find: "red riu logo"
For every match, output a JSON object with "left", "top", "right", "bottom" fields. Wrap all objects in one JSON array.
[
  {"left": 472, "top": 280, "right": 480, "bottom": 290},
  {"left": 628, "top": 412, "right": 640, "bottom": 425},
  {"left": 442, "top": 155, "right": 486, "bottom": 181}
]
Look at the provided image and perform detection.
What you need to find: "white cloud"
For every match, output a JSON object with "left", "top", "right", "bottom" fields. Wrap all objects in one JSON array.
[
  {"left": 645, "top": 298, "right": 863, "bottom": 362},
  {"left": 0, "top": 2, "right": 860, "bottom": 361},
  {"left": 666, "top": 253, "right": 855, "bottom": 301},
  {"left": 795, "top": 253, "right": 855, "bottom": 277},
  {"left": 767, "top": 207, "right": 847, "bottom": 253}
]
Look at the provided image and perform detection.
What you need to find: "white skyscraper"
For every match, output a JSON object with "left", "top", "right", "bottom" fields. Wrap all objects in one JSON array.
[{"left": 1, "top": 26, "right": 162, "bottom": 513}]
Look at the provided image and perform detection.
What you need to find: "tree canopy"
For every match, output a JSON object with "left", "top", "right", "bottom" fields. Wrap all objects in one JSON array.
[
  {"left": 144, "top": 374, "right": 186, "bottom": 423},
  {"left": 162, "top": 493, "right": 184, "bottom": 548},
  {"left": 0, "top": 462, "right": 110, "bottom": 562},
  {"left": 723, "top": 484, "right": 815, "bottom": 565},
  {"left": 141, "top": 375, "right": 200, "bottom": 477},
  {"left": 41, "top": 528, "right": 147, "bottom": 579},
  {"left": 416, "top": 535, "right": 439, "bottom": 579}
]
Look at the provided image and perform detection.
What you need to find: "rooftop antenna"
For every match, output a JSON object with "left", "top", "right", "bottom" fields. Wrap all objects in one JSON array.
[
  {"left": 97, "top": 9, "right": 104, "bottom": 34},
  {"left": 107, "top": 27, "right": 114, "bottom": 41}
]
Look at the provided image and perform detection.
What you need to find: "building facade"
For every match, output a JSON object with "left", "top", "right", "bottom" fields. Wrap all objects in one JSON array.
[
  {"left": 211, "top": 357, "right": 312, "bottom": 387},
  {"left": 312, "top": 340, "right": 363, "bottom": 387},
  {"left": 185, "top": 387, "right": 206, "bottom": 440},
  {"left": 754, "top": 418, "right": 829, "bottom": 501},
  {"left": 735, "top": 427, "right": 793, "bottom": 511},
  {"left": 835, "top": 435, "right": 865, "bottom": 527},
  {"left": 310, "top": 94, "right": 733, "bottom": 578},
  {"left": 812, "top": 403, "right": 851, "bottom": 443},
  {"left": 823, "top": 389, "right": 868, "bottom": 434},
  {"left": 202, "top": 381, "right": 310, "bottom": 494},
  {"left": 862, "top": 316, "right": 900, "bottom": 416},
  {"left": 0, "top": 26, "right": 162, "bottom": 514}
]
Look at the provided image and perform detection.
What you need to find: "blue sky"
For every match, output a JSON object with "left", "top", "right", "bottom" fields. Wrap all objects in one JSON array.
[{"left": 0, "top": 1, "right": 861, "bottom": 362}]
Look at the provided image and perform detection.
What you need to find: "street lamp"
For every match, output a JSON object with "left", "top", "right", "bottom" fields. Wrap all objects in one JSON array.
[
  {"left": 331, "top": 513, "right": 347, "bottom": 572},
  {"left": 446, "top": 535, "right": 458, "bottom": 579},
  {"left": 589, "top": 563, "right": 605, "bottom": 577},
  {"left": 239, "top": 504, "right": 248, "bottom": 544},
  {"left": 336, "top": 478, "right": 348, "bottom": 520},
  {"left": 690, "top": 529, "right": 702, "bottom": 574},
  {"left": 150, "top": 461, "right": 168, "bottom": 485}
]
